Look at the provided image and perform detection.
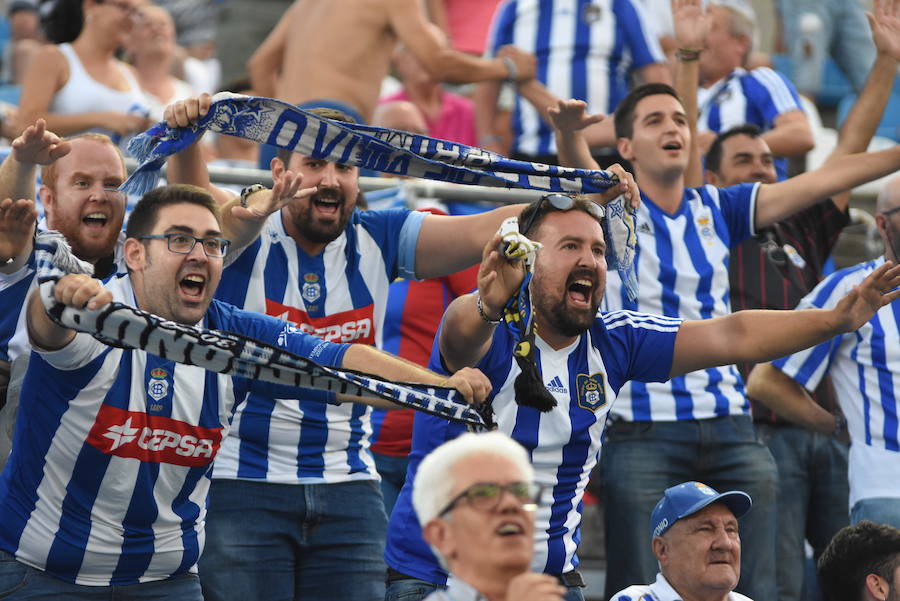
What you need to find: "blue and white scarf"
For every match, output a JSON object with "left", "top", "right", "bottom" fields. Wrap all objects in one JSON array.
[
  {"left": 34, "top": 232, "right": 490, "bottom": 429},
  {"left": 121, "top": 93, "right": 639, "bottom": 299}
]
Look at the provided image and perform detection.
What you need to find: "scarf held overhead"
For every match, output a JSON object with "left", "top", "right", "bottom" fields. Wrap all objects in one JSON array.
[{"left": 34, "top": 232, "right": 490, "bottom": 430}]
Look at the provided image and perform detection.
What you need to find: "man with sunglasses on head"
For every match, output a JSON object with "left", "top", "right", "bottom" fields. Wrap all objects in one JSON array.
[
  {"left": 414, "top": 431, "right": 565, "bottom": 601},
  {"left": 383, "top": 192, "right": 900, "bottom": 601},
  {"left": 749, "top": 175, "right": 900, "bottom": 530},
  {"left": 0, "top": 183, "right": 491, "bottom": 600}
]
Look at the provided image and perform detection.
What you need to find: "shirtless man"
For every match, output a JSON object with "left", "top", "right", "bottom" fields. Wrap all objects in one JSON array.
[{"left": 247, "top": 0, "right": 536, "bottom": 125}]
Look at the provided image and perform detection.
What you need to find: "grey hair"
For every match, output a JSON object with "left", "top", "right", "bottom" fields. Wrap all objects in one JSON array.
[
  {"left": 412, "top": 431, "right": 534, "bottom": 528},
  {"left": 714, "top": 2, "right": 756, "bottom": 63}
]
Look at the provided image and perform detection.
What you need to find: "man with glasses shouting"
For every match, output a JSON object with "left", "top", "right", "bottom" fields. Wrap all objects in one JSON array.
[
  {"left": 0, "top": 184, "right": 491, "bottom": 600},
  {"left": 384, "top": 193, "right": 900, "bottom": 601},
  {"left": 414, "top": 431, "right": 565, "bottom": 601}
]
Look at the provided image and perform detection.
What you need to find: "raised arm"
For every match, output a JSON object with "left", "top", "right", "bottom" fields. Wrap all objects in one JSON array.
[
  {"left": 26, "top": 274, "right": 111, "bottom": 351},
  {"left": 0, "top": 119, "right": 71, "bottom": 271},
  {"left": 549, "top": 99, "right": 605, "bottom": 170},
  {"left": 164, "top": 94, "right": 235, "bottom": 207},
  {"left": 759, "top": 110, "right": 814, "bottom": 158},
  {"left": 745, "top": 362, "right": 838, "bottom": 434},
  {"left": 439, "top": 231, "right": 526, "bottom": 371},
  {"left": 671, "top": 0, "right": 710, "bottom": 188},
  {"left": 826, "top": 0, "right": 900, "bottom": 211},
  {"left": 669, "top": 261, "right": 900, "bottom": 377},
  {"left": 754, "top": 145, "right": 900, "bottom": 229}
]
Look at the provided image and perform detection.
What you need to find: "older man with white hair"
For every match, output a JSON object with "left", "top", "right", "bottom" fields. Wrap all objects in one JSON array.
[{"left": 413, "top": 432, "right": 565, "bottom": 601}]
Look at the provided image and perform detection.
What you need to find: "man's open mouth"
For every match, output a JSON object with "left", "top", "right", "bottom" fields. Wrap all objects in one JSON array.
[
  {"left": 495, "top": 522, "right": 525, "bottom": 536},
  {"left": 662, "top": 141, "right": 682, "bottom": 151},
  {"left": 82, "top": 212, "right": 109, "bottom": 228},
  {"left": 567, "top": 278, "right": 594, "bottom": 306},
  {"left": 313, "top": 196, "right": 342, "bottom": 216},
  {"left": 179, "top": 274, "right": 206, "bottom": 299}
]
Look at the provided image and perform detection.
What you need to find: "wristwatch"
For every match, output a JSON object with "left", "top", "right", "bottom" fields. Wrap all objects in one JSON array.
[{"left": 239, "top": 184, "right": 268, "bottom": 208}]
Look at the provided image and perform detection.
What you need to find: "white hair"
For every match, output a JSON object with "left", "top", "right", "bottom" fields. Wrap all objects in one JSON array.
[{"left": 412, "top": 431, "right": 534, "bottom": 528}]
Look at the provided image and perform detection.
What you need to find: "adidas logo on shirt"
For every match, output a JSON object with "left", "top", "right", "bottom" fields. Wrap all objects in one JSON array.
[{"left": 546, "top": 376, "right": 568, "bottom": 394}]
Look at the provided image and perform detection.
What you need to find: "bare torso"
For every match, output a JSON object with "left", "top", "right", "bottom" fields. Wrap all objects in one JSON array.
[{"left": 276, "top": 0, "right": 398, "bottom": 122}]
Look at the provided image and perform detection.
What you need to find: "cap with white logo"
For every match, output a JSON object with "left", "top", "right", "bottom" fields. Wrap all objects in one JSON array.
[{"left": 650, "top": 481, "right": 752, "bottom": 538}]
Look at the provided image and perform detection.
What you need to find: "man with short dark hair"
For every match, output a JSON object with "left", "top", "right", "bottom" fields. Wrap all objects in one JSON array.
[
  {"left": 550, "top": 27, "right": 900, "bottom": 595},
  {"left": 817, "top": 521, "right": 900, "bottom": 601},
  {"left": 383, "top": 191, "right": 900, "bottom": 601},
  {"left": 612, "top": 481, "right": 753, "bottom": 601},
  {"left": 164, "top": 94, "right": 551, "bottom": 601},
  {"left": 0, "top": 183, "right": 489, "bottom": 599}
]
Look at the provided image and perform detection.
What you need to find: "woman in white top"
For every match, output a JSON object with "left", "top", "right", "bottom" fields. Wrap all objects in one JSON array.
[{"left": 18, "top": 0, "right": 152, "bottom": 145}]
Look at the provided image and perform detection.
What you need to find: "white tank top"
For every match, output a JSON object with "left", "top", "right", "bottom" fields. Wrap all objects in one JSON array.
[{"left": 49, "top": 43, "right": 151, "bottom": 149}]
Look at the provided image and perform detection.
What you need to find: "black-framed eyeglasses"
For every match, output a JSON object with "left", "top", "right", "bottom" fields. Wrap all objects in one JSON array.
[
  {"left": 519, "top": 193, "right": 605, "bottom": 236},
  {"left": 139, "top": 233, "right": 231, "bottom": 258},
  {"left": 98, "top": 0, "right": 143, "bottom": 19},
  {"left": 438, "top": 481, "right": 544, "bottom": 517},
  {"left": 881, "top": 206, "right": 900, "bottom": 218}
]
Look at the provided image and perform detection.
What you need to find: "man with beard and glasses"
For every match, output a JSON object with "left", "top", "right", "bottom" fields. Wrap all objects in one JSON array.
[
  {"left": 0, "top": 117, "right": 303, "bottom": 470},
  {"left": 382, "top": 193, "right": 900, "bottom": 601},
  {"left": 161, "top": 94, "right": 637, "bottom": 601},
  {"left": 0, "top": 184, "right": 491, "bottom": 600},
  {"left": 817, "top": 521, "right": 900, "bottom": 601},
  {"left": 748, "top": 175, "right": 900, "bottom": 529}
]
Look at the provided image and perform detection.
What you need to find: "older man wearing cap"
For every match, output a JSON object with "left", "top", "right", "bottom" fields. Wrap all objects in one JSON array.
[{"left": 611, "top": 481, "right": 754, "bottom": 601}]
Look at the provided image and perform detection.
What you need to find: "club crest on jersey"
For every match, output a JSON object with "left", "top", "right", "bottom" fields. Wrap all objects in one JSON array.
[
  {"left": 302, "top": 273, "right": 321, "bottom": 303},
  {"left": 694, "top": 207, "right": 715, "bottom": 245},
  {"left": 148, "top": 368, "right": 169, "bottom": 401},
  {"left": 576, "top": 372, "right": 607, "bottom": 412}
]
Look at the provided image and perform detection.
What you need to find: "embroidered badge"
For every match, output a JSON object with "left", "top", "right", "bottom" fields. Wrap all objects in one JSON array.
[
  {"left": 576, "top": 372, "right": 607, "bottom": 412},
  {"left": 148, "top": 367, "right": 169, "bottom": 402},
  {"left": 302, "top": 273, "right": 321, "bottom": 303}
]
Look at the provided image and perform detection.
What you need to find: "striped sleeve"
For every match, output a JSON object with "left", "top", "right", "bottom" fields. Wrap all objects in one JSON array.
[
  {"left": 617, "top": 0, "right": 666, "bottom": 67},
  {"left": 709, "top": 182, "right": 759, "bottom": 243},
  {"left": 772, "top": 268, "right": 856, "bottom": 391},
  {"left": 745, "top": 67, "right": 804, "bottom": 126},
  {"left": 601, "top": 310, "right": 682, "bottom": 390}
]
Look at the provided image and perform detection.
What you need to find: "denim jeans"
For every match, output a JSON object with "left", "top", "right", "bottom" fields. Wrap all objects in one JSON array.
[
  {"left": 777, "top": 0, "right": 874, "bottom": 95},
  {"left": 600, "top": 415, "right": 777, "bottom": 601},
  {"left": 851, "top": 497, "right": 900, "bottom": 528},
  {"left": 0, "top": 551, "right": 201, "bottom": 600},
  {"left": 756, "top": 424, "right": 849, "bottom": 601},
  {"left": 373, "top": 453, "right": 410, "bottom": 517},
  {"left": 384, "top": 577, "right": 585, "bottom": 601},
  {"left": 199, "top": 478, "right": 388, "bottom": 601}
]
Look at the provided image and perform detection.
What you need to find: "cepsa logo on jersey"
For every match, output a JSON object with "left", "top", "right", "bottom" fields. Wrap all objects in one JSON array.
[
  {"left": 86, "top": 405, "right": 223, "bottom": 467},
  {"left": 265, "top": 299, "right": 376, "bottom": 344}
]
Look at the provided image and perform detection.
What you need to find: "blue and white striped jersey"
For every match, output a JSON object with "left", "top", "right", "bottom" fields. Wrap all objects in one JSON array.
[
  {"left": 773, "top": 257, "right": 900, "bottom": 508},
  {"left": 0, "top": 235, "right": 125, "bottom": 366},
  {"left": 486, "top": 0, "right": 665, "bottom": 157},
  {"left": 211, "top": 208, "right": 425, "bottom": 484},
  {"left": 0, "top": 274, "right": 348, "bottom": 586},
  {"left": 385, "top": 310, "right": 682, "bottom": 583},
  {"left": 604, "top": 183, "right": 759, "bottom": 422},
  {"left": 697, "top": 67, "right": 804, "bottom": 180}
]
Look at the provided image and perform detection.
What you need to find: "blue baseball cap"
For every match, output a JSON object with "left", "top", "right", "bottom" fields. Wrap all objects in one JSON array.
[{"left": 650, "top": 481, "right": 752, "bottom": 538}]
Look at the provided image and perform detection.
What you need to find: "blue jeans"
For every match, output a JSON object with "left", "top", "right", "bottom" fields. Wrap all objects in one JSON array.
[
  {"left": 0, "top": 551, "right": 201, "bottom": 600},
  {"left": 777, "top": 0, "right": 875, "bottom": 95},
  {"left": 384, "top": 577, "right": 585, "bottom": 601},
  {"left": 757, "top": 424, "right": 849, "bottom": 601},
  {"left": 373, "top": 453, "right": 410, "bottom": 517},
  {"left": 851, "top": 497, "right": 900, "bottom": 528},
  {"left": 600, "top": 415, "right": 777, "bottom": 601},
  {"left": 199, "top": 479, "right": 388, "bottom": 601}
]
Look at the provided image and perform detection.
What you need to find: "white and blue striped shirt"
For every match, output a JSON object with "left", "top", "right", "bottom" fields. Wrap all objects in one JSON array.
[
  {"left": 698, "top": 67, "right": 804, "bottom": 180},
  {"left": 604, "top": 183, "right": 759, "bottom": 421},
  {"left": 486, "top": 0, "right": 665, "bottom": 157},
  {"left": 385, "top": 310, "right": 682, "bottom": 583},
  {"left": 211, "top": 208, "right": 425, "bottom": 484},
  {"left": 0, "top": 275, "right": 348, "bottom": 586},
  {"left": 773, "top": 258, "right": 900, "bottom": 508}
]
